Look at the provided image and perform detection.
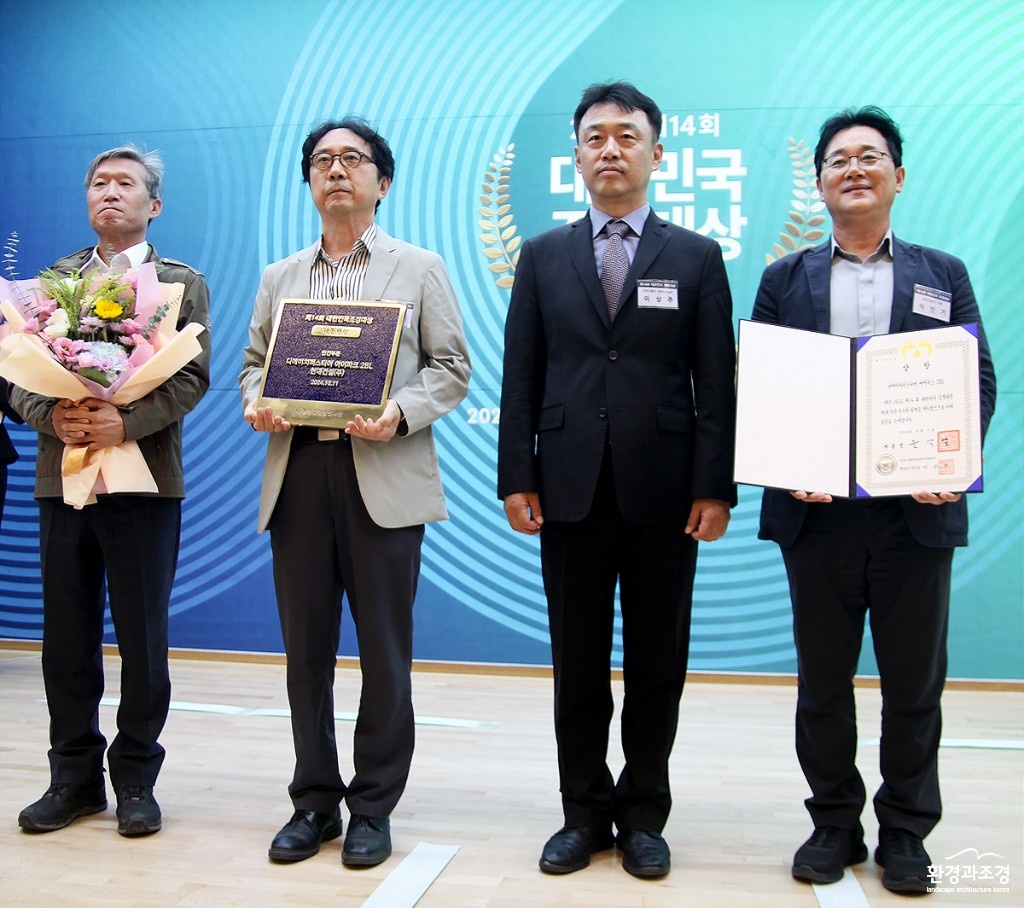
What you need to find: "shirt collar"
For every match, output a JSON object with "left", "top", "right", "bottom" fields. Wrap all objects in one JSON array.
[
  {"left": 86, "top": 240, "right": 150, "bottom": 273},
  {"left": 831, "top": 230, "right": 893, "bottom": 263},
  {"left": 316, "top": 222, "right": 377, "bottom": 265},
  {"left": 590, "top": 205, "right": 650, "bottom": 239}
]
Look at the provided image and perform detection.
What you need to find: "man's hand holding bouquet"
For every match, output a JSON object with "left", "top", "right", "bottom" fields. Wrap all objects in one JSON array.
[{"left": 0, "top": 261, "right": 206, "bottom": 507}]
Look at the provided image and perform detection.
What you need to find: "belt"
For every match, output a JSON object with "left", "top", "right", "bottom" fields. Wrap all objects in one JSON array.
[{"left": 291, "top": 426, "right": 349, "bottom": 445}]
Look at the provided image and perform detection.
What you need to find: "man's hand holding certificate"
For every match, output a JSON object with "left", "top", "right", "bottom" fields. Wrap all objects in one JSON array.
[{"left": 734, "top": 320, "right": 983, "bottom": 498}]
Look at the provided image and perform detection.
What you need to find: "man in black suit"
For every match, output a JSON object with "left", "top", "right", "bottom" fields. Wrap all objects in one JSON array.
[
  {"left": 12, "top": 145, "right": 211, "bottom": 838},
  {"left": 498, "top": 82, "right": 737, "bottom": 879},
  {"left": 753, "top": 107, "right": 997, "bottom": 894}
]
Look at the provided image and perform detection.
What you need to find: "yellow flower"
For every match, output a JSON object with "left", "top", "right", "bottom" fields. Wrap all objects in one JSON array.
[{"left": 94, "top": 298, "right": 124, "bottom": 319}]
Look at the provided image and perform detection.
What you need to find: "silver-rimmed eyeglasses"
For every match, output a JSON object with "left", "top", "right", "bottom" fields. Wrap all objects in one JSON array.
[
  {"left": 823, "top": 150, "right": 892, "bottom": 172},
  {"left": 309, "top": 150, "right": 376, "bottom": 171}
]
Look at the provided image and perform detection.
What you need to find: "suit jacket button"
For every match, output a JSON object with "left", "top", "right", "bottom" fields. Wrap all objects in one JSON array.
[
  {"left": 597, "top": 407, "right": 608, "bottom": 418},
  {"left": 608, "top": 349, "right": 618, "bottom": 360}
]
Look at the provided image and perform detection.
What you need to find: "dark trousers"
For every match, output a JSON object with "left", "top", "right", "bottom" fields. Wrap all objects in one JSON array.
[
  {"left": 539, "top": 450, "right": 698, "bottom": 832},
  {"left": 38, "top": 495, "right": 179, "bottom": 788},
  {"left": 0, "top": 463, "right": 8, "bottom": 527},
  {"left": 782, "top": 498, "right": 952, "bottom": 837},
  {"left": 269, "top": 436, "right": 423, "bottom": 817}
]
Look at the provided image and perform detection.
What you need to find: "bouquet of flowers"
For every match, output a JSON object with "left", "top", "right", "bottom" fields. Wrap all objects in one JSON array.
[
  {"left": 21, "top": 265, "right": 172, "bottom": 389},
  {"left": 0, "top": 261, "right": 206, "bottom": 507}
]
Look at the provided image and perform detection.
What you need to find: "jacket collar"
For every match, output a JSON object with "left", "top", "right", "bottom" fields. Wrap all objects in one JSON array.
[
  {"left": 569, "top": 210, "right": 671, "bottom": 328},
  {"left": 806, "top": 234, "right": 921, "bottom": 333}
]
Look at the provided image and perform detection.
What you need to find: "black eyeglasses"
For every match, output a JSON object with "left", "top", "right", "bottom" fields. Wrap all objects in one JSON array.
[
  {"left": 309, "top": 150, "right": 376, "bottom": 171},
  {"left": 822, "top": 150, "right": 892, "bottom": 173}
]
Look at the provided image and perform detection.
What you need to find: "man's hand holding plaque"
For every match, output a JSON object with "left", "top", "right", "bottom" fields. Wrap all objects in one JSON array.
[{"left": 254, "top": 299, "right": 406, "bottom": 429}]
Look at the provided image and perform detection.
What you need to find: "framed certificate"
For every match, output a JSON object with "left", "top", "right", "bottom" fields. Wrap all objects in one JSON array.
[
  {"left": 734, "top": 320, "right": 983, "bottom": 497},
  {"left": 256, "top": 299, "right": 406, "bottom": 427}
]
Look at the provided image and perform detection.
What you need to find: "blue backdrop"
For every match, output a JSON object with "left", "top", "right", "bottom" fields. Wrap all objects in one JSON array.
[{"left": 1, "top": 0, "right": 1021, "bottom": 678}]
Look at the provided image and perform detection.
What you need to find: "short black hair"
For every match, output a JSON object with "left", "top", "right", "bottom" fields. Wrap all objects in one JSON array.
[
  {"left": 814, "top": 105, "right": 904, "bottom": 176},
  {"left": 573, "top": 81, "right": 662, "bottom": 142},
  {"left": 301, "top": 117, "right": 395, "bottom": 210}
]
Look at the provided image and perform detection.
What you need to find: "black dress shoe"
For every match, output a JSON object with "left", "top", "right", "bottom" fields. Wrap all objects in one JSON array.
[
  {"left": 792, "top": 825, "right": 867, "bottom": 883},
  {"left": 115, "top": 786, "right": 162, "bottom": 837},
  {"left": 875, "top": 827, "right": 933, "bottom": 893},
  {"left": 539, "top": 825, "right": 615, "bottom": 874},
  {"left": 268, "top": 808, "right": 342, "bottom": 863},
  {"left": 617, "top": 828, "right": 671, "bottom": 878},
  {"left": 342, "top": 814, "right": 392, "bottom": 867},
  {"left": 18, "top": 781, "right": 107, "bottom": 833}
]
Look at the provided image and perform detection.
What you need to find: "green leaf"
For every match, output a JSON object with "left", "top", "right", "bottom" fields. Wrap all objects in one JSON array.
[{"left": 76, "top": 367, "right": 112, "bottom": 387}]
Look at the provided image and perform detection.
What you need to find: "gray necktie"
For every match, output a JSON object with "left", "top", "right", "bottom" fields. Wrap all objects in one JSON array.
[{"left": 601, "top": 220, "right": 630, "bottom": 318}]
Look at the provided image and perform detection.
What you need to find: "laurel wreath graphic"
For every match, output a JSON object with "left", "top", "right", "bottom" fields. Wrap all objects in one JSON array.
[
  {"left": 478, "top": 144, "right": 519, "bottom": 289},
  {"left": 765, "top": 137, "right": 827, "bottom": 264}
]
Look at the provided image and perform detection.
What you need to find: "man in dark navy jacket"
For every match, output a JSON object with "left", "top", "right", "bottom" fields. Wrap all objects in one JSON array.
[
  {"left": 498, "top": 82, "right": 737, "bottom": 880},
  {"left": 0, "top": 376, "right": 22, "bottom": 525},
  {"left": 753, "top": 106, "right": 996, "bottom": 894}
]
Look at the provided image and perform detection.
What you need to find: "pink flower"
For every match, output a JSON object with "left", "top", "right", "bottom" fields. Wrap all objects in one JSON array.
[
  {"left": 117, "top": 318, "right": 145, "bottom": 336},
  {"left": 33, "top": 297, "right": 58, "bottom": 320},
  {"left": 49, "top": 337, "right": 85, "bottom": 365}
]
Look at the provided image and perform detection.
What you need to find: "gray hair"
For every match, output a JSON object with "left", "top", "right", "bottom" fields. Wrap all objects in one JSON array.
[{"left": 84, "top": 144, "right": 164, "bottom": 199}]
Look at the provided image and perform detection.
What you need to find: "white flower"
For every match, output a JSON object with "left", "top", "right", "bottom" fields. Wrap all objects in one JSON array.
[{"left": 43, "top": 308, "right": 71, "bottom": 338}]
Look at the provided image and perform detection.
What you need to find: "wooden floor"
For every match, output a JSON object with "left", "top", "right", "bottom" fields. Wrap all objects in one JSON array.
[{"left": 1, "top": 645, "right": 1021, "bottom": 907}]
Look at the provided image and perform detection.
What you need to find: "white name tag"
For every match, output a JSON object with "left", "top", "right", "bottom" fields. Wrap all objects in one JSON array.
[
  {"left": 637, "top": 279, "right": 678, "bottom": 309},
  {"left": 912, "top": 284, "right": 951, "bottom": 323}
]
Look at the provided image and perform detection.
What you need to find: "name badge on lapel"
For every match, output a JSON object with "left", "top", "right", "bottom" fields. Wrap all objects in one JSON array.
[
  {"left": 637, "top": 279, "right": 678, "bottom": 310},
  {"left": 912, "top": 284, "right": 952, "bottom": 323}
]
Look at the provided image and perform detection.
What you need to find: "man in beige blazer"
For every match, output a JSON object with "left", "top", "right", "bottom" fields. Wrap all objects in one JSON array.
[{"left": 239, "top": 117, "right": 470, "bottom": 869}]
